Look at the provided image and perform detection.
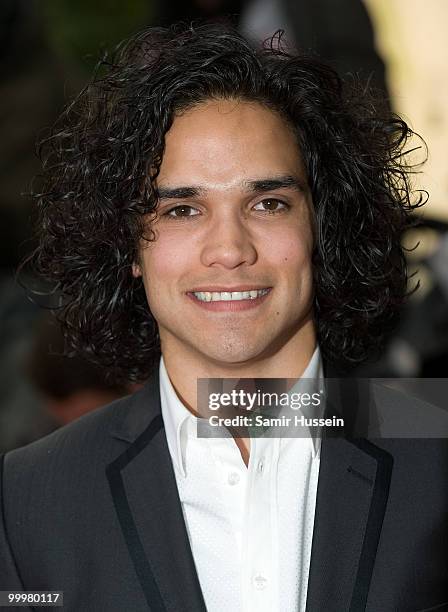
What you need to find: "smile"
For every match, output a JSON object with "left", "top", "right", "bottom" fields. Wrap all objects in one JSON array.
[{"left": 192, "top": 288, "right": 271, "bottom": 302}]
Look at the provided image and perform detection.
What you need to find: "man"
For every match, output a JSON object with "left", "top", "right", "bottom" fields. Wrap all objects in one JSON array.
[{"left": 1, "top": 22, "right": 447, "bottom": 612}]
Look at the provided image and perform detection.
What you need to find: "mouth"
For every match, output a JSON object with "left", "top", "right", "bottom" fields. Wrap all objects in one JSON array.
[
  {"left": 186, "top": 287, "right": 272, "bottom": 312},
  {"left": 190, "top": 288, "right": 271, "bottom": 302}
]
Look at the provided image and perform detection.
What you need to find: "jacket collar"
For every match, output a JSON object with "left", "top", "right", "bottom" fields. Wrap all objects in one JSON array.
[
  {"left": 306, "top": 365, "right": 393, "bottom": 610},
  {"left": 107, "top": 364, "right": 392, "bottom": 612},
  {"left": 107, "top": 369, "right": 207, "bottom": 612}
]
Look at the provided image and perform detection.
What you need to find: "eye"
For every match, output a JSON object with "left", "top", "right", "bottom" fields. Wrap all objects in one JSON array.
[
  {"left": 165, "top": 205, "right": 200, "bottom": 218},
  {"left": 253, "top": 199, "right": 289, "bottom": 213}
]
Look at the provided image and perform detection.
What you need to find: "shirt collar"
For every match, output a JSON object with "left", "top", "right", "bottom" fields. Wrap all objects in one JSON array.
[
  {"left": 160, "top": 346, "right": 324, "bottom": 477},
  {"left": 288, "top": 346, "right": 324, "bottom": 458},
  {"left": 159, "top": 356, "right": 193, "bottom": 478}
]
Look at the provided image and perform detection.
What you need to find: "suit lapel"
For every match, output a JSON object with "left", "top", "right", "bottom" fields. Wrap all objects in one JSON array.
[
  {"left": 104, "top": 366, "right": 392, "bottom": 611},
  {"left": 306, "top": 374, "right": 393, "bottom": 611},
  {"left": 106, "top": 373, "right": 206, "bottom": 612}
]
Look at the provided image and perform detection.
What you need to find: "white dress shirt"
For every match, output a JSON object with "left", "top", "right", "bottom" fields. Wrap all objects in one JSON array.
[{"left": 159, "top": 348, "right": 324, "bottom": 612}]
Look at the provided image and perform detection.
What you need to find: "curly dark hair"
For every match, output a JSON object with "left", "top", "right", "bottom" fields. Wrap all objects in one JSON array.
[{"left": 28, "top": 21, "right": 425, "bottom": 383}]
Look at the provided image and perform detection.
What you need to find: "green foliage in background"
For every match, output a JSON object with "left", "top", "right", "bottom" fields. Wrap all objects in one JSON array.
[{"left": 42, "top": 0, "right": 153, "bottom": 70}]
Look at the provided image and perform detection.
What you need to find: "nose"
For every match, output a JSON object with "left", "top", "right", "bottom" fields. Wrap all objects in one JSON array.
[{"left": 200, "top": 211, "right": 257, "bottom": 269}]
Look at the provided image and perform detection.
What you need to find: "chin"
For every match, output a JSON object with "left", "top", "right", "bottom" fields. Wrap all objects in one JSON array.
[{"left": 198, "top": 339, "right": 266, "bottom": 367}]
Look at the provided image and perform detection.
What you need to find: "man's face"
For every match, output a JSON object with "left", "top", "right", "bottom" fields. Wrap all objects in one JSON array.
[{"left": 134, "top": 99, "right": 315, "bottom": 368}]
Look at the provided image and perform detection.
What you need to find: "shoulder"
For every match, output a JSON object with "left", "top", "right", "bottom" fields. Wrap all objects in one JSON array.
[
  {"left": 370, "top": 380, "right": 448, "bottom": 438},
  {"left": 1, "top": 381, "right": 158, "bottom": 498},
  {"left": 0, "top": 380, "right": 164, "bottom": 578},
  {"left": 4, "top": 394, "right": 128, "bottom": 472},
  {"left": 362, "top": 383, "right": 448, "bottom": 505}
]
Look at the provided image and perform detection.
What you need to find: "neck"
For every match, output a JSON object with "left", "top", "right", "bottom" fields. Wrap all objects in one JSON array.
[{"left": 161, "top": 317, "right": 316, "bottom": 415}]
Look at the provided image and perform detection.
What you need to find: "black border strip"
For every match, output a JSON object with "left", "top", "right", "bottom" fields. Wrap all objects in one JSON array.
[
  {"left": 106, "top": 415, "right": 166, "bottom": 612},
  {"left": 349, "top": 439, "right": 394, "bottom": 611}
]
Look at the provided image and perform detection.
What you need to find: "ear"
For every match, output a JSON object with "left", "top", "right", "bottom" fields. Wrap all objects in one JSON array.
[{"left": 132, "top": 262, "right": 142, "bottom": 278}]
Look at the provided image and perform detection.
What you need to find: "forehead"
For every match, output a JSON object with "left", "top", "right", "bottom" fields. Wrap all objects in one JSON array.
[{"left": 157, "top": 99, "right": 305, "bottom": 187}]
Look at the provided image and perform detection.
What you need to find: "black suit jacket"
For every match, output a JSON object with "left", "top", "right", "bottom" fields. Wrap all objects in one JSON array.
[{"left": 1, "top": 370, "right": 447, "bottom": 611}]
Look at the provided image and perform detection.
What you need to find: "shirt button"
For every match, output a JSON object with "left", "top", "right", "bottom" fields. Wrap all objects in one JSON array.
[
  {"left": 257, "top": 459, "right": 265, "bottom": 474},
  {"left": 252, "top": 574, "right": 268, "bottom": 590},
  {"left": 227, "top": 471, "right": 240, "bottom": 485}
]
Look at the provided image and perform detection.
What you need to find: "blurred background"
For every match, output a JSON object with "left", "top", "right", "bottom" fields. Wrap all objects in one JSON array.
[{"left": 1, "top": 0, "right": 447, "bottom": 452}]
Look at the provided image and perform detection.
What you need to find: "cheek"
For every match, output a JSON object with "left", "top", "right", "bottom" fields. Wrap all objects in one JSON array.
[
  {"left": 270, "top": 230, "right": 313, "bottom": 270},
  {"left": 140, "top": 237, "right": 191, "bottom": 296}
]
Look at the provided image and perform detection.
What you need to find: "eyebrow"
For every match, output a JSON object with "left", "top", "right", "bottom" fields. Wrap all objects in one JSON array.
[
  {"left": 244, "top": 175, "right": 307, "bottom": 194},
  {"left": 156, "top": 175, "right": 307, "bottom": 201},
  {"left": 156, "top": 186, "right": 203, "bottom": 200}
]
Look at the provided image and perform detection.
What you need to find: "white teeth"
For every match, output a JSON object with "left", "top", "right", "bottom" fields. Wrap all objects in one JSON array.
[
  {"left": 197, "top": 292, "right": 212, "bottom": 302},
  {"left": 193, "top": 289, "right": 270, "bottom": 302}
]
